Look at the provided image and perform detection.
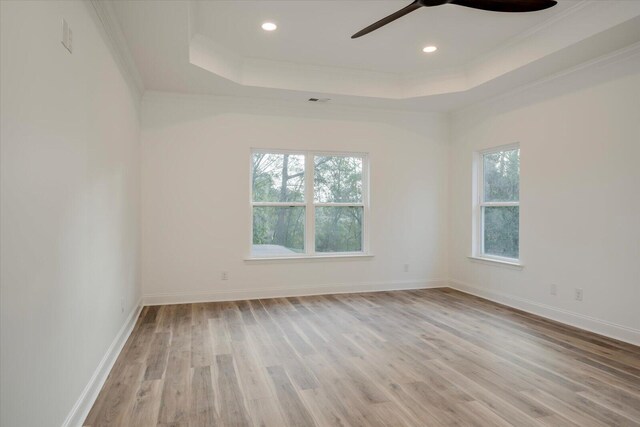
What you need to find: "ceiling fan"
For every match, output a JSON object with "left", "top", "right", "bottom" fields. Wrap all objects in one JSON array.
[{"left": 351, "top": 0, "right": 558, "bottom": 39}]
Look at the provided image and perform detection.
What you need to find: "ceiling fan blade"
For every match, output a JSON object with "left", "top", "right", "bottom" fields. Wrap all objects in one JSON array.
[
  {"left": 351, "top": 1, "right": 422, "bottom": 39},
  {"left": 449, "top": 0, "right": 557, "bottom": 13}
]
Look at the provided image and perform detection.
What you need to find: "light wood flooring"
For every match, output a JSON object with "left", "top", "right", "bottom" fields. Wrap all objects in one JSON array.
[{"left": 84, "top": 288, "right": 640, "bottom": 426}]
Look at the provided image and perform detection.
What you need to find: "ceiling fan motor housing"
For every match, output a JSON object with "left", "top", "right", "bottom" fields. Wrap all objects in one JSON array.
[{"left": 418, "top": 0, "right": 450, "bottom": 6}]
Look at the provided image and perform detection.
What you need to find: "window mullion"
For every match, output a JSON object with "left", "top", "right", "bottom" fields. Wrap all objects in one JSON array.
[
  {"left": 305, "top": 153, "right": 315, "bottom": 255},
  {"left": 314, "top": 204, "right": 362, "bottom": 209},
  {"left": 363, "top": 155, "right": 369, "bottom": 253},
  {"left": 252, "top": 202, "right": 306, "bottom": 207},
  {"left": 477, "top": 152, "right": 484, "bottom": 257},
  {"left": 481, "top": 205, "right": 485, "bottom": 255},
  {"left": 480, "top": 201, "right": 519, "bottom": 207}
]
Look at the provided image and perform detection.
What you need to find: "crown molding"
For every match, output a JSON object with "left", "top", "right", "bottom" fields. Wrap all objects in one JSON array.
[
  {"left": 85, "top": 0, "right": 144, "bottom": 103},
  {"left": 452, "top": 40, "right": 640, "bottom": 116},
  {"left": 141, "top": 90, "right": 448, "bottom": 119},
  {"left": 467, "top": 0, "right": 591, "bottom": 71},
  {"left": 147, "top": 40, "right": 640, "bottom": 116}
]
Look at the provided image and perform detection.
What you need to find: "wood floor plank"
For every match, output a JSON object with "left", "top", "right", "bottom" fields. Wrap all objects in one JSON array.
[
  {"left": 127, "top": 379, "right": 163, "bottom": 427},
  {"left": 453, "top": 400, "right": 514, "bottom": 427},
  {"left": 266, "top": 365, "right": 317, "bottom": 427},
  {"left": 299, "top": 387, "right": 354, "bottom": 427},
  {"left": 209, "top": 317, "right": 232, "bottom": 355},
  {"left": 369, "top": 401, "right": 422, "bottom": 427},
  {"left": 191, "top": 322, "right": 214, "bottom": 367},
  {"left": 268, "top": 335, "right": 319, "bottom": 390},
  {"left": 215, "top": 353, "right": 252, "bottom": 427},
  {"left": 154, "top": 305, "right": 175, "bottom": 333},
  {"left": 247, "top": 397, "right": 288, "bottom": 427},
  {"left": 231, "top": 341, "right": 273, "bottom": 400},
  {"left": 144, "top": 332, "right": 171, "bottom": 380},
  {"left": 170, "top": 304, "right": 192, "bottom": 351},
  {"left": 84, "top": 288, "right": 640, "bottom": 427},
  {"left": 191, "top": 366, "right": 220, "bottom": 426},
  {"left": 84, "top": 362, "right": 145, "bottom": 426},
  {"left": 157, "top": 349, "right": 191, "bottom": 425}
]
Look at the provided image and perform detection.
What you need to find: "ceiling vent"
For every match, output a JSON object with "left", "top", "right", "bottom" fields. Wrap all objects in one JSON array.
[{"left": 308, "top": 97, "right": 331, "bottom": 103}]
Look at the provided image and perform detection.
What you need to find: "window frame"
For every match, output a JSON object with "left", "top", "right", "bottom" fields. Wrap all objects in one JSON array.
[
  {"left": 249, "top": 148, "right": 370, "bottom": 259},
  {"left": 473, "top": 143, "right": 521, "bottom": 265}
]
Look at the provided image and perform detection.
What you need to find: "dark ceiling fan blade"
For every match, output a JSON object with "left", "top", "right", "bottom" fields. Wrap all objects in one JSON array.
[
  {"left": 449, "top": 0, "right": 557, "bottom": 13},
  {"left": 351, "top": 1, "right": 422, "bottom": 39}
]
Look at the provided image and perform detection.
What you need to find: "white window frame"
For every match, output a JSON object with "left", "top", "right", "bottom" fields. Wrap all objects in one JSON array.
[
  {"left": 472, "top": 143, "right": 521, "bottom": 266},
  {"left": 249, "top": 148, "right": 370, "bottom": 260}
]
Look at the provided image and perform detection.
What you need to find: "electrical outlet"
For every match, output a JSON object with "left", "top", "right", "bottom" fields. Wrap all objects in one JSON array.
[
  {"left": 550, "top": 284, "right": 557, "bottom": 296},
  {"left": 62, "top": 19, "right": 73, "bottom": 53},
  {"left": 574, "top": 288, "right": 583, "bottom": 301},
  {"left": 403, "top": 264, "right": 410, "bottom": 273},
  {"left": 221, "top": 271, "right": 229, "bottom": 281}
]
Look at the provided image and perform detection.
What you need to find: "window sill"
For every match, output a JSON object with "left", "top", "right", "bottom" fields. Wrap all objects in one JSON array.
[
  {"left": 467, "top": 256, "right": 524, "bottom": 269},
  {"left": 245, "top": 253, "right": 374, "bottom": 263}
]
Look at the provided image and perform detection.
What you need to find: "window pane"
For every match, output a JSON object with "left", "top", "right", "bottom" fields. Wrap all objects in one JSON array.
[
  {"left": 252, "top": 207, "right": 304, "bottom": 256},
  {"left": 252, "top": 153, "right": 305, "bottom": 202},
  {"left": 315, "top": 207, "right": 362, "bottom": 253},
  {"left": 483, "top": 206, "right": 519, "bottom": 259},
  {"left": 483, "top": 148, "right": 519, "bottom": 202},
  {"left": 314, "top": 156, "right": 363, "bottom": 203}
]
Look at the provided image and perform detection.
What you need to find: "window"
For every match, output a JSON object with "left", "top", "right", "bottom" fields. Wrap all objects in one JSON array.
[
  {"left": 475, "top": 144, "right": 520, "bottom": 262},
  {"left": 251, "top": 150, "right": 368, "bottom": 258}
]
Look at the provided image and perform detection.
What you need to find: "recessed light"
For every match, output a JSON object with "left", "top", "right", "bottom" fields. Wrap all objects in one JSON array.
[
  {"left": 261, "top": 22, "right": 277, "bottom": 31},
  {"left": 422, "top": 45, "right": 438, "bottom": 53}
]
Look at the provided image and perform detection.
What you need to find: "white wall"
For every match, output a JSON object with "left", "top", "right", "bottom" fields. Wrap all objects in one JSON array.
[
  {"left": 449, "top": 54, "right": 640, "bottom": 344},
  {"left": 0, "top": 2, "right": 141, "bottom": 426},
  {"left": 140, "top": 93, "right": 449, "bottom": 303}
]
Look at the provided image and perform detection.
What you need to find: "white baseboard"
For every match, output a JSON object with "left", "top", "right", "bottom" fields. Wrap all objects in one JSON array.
[
  {"left": 143, "top": 279, "right": 448, "bottom": 306},
  {"left": 61, "top": 300, "right": 143, "bottom": 427},
  {"left": 449, "top": 279, "right": 640, "bottom": 346}
]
